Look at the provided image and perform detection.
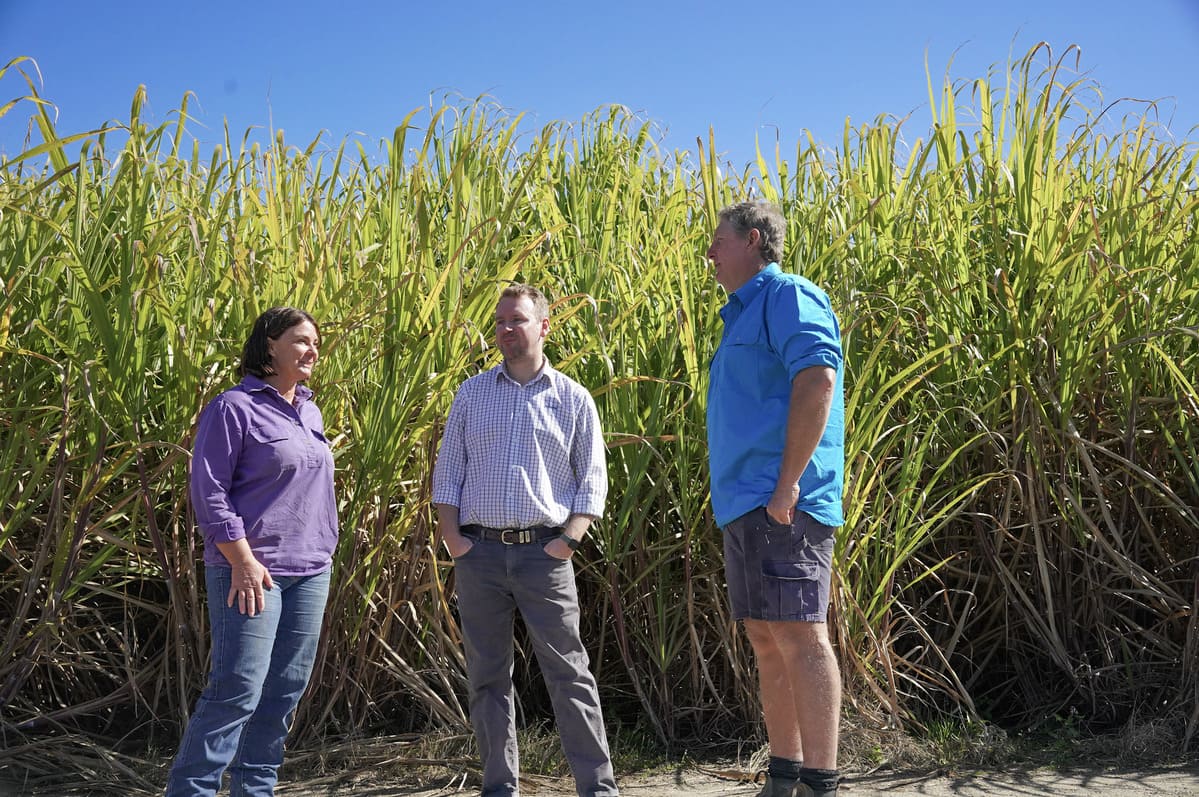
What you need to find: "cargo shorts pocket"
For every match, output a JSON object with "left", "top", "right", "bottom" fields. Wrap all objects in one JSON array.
[{"left": 761, "top": 559, "right": 821, "bottom": 621}]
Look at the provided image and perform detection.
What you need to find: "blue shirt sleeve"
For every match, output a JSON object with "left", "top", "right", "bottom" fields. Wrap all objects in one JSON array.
[{"left": 765, "top": 278, "right": 843, "bottom": 380}]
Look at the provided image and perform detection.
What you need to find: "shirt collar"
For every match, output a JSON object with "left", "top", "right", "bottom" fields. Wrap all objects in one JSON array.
[
  {"left": 240, "top": 374, "right": 314, "bottom": 404},
  {"left": 493, "top": 359, "right": 555, "bottom": 387},
  {"left": 729, "top": 262, "right": 781, "bottom": 308}
]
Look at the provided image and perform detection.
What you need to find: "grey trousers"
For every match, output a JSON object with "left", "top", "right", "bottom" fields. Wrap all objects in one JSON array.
[{"left": 453, "top": 537, "right": 618, "bottom": 797}]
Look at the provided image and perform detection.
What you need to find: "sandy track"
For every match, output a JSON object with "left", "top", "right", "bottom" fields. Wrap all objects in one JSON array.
[{"left": 274, "top": 763, "right": 1199, "bottom": 796}]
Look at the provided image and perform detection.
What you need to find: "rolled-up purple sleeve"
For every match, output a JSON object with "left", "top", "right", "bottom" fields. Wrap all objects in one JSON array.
[{"left": 190, "top": 398, "right": 247, "bottom": 546}]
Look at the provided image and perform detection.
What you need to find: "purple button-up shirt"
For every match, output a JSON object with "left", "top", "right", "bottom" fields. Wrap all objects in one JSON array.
[{"left": 190, "top": 375, "right": 338, "bottom": 575}]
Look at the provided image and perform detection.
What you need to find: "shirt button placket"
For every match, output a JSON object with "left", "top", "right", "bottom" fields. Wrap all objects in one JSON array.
[{"left": 506, "top": 387, "right": 518, "bottom": 519}]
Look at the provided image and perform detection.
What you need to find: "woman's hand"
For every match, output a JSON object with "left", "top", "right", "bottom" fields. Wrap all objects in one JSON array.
[
  {"left": 227, "top": 557, "right": 274, "bottom": 616},
  {"left": 215, "top": 539, "right": 274, "bottom": 616}
]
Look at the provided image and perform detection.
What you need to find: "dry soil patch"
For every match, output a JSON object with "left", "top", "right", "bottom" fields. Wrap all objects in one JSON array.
[{"left": 274, "top": 763, "right": 1199, "bottom": 796}]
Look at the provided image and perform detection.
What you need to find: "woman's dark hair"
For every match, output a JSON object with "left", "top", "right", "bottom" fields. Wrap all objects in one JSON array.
[{"left": 239, "top": 307, "right": 320, "bottom": 378}]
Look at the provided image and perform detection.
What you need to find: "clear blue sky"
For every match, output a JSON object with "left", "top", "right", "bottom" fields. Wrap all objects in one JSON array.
[{"left": 2, "top": 0, "right": 1197, "bottom": 168}]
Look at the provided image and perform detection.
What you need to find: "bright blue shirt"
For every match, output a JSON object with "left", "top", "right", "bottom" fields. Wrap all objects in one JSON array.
[{"left": 707, "top": 263, "right": 845, "bottom": 528}]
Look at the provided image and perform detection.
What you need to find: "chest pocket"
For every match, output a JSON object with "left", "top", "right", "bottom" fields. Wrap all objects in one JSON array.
[
  {"left": 530, "top": 393, "right": 568, "bottom": 451},
  {"left": 247, "top": 418, "right": 327, "bottom": 470},
  {"left": 248, "top": 420, "right": 295, "bottom": 445},
  {"left": 307, "top": 428, "right": 333, "bottom": 469},
  {"left": 714, "top": 319, "right": 778, "bottom": 397}
]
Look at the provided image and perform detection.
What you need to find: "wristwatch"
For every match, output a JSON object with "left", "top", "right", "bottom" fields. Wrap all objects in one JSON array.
[{"left": 558, "top": 533, "right": 580, "bottom": 551}]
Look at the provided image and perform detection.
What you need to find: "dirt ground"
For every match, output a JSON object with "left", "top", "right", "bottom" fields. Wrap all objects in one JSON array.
[
  {"left": 1, "top": 762, "right": 1196, "bottom": 795},
  {"left": 274, "top": 762, "right": 1199, "bottom": 796}
]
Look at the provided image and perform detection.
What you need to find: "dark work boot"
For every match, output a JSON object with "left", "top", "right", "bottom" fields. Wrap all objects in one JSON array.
[
  {"left": 756, "top": 774, "right": 800, "bottom": 796},
  {"left": 794, "top": 784, "right": 837, "bottom": 796}
]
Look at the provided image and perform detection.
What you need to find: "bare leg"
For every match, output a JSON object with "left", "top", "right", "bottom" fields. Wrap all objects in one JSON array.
[{"left": 744, "top": 618, "right": 840, "bottom": 769}]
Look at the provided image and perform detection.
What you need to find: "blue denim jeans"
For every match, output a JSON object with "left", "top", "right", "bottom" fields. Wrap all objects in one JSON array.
[
  {"left": 166, "top": 566, "right": 331, "bottom": 796},
  {"left": 453, "top": 536, "right": 618, "bottom": 797}
]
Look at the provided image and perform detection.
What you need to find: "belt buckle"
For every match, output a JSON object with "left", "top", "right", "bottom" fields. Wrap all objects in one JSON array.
[{"left": 499, "top": 528, "right": 530, "bottom": 544}]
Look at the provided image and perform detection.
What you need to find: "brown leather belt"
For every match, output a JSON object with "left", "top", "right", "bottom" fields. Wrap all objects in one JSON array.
[{"left": 460, "top": 524, "right": 561, "bottom": 544}]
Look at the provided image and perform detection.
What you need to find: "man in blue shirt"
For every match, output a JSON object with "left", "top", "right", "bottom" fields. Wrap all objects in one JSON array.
[{"left": 706, "top": 201, "right": 845, "bottom": 797}]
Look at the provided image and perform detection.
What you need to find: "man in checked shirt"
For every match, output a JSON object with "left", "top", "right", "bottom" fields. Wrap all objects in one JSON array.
[{"left": 432, "top": 283, "right": 619, "bottom": 797}]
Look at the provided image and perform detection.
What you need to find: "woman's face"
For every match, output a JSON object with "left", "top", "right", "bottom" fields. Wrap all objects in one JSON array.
[{"left": 267, "top": 320, "right": 320, "bottom": 384}]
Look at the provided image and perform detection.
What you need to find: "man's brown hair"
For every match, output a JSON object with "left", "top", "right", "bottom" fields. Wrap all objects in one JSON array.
[{"left": 499, "top": 284, "right": 550, "bottom": 320}]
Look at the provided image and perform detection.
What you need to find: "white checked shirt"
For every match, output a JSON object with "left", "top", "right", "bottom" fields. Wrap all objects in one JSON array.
[{"left": 432, "top": 362, "right": 607, "bottom": 528}]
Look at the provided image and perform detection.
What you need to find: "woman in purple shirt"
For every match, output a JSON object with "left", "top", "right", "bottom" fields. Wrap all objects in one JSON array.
[{"left": 167, "top": 307, "right": 339, "bottom": 797}]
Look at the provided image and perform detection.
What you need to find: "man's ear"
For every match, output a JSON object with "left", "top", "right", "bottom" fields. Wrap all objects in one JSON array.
[{"left": 746, "top": 227, "right": 761, "bottom": 249}]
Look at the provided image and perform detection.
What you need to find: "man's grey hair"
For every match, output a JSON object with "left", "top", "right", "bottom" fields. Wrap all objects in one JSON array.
[{"left": 718, "top": 201, "right": 786, "bottom": 264}]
